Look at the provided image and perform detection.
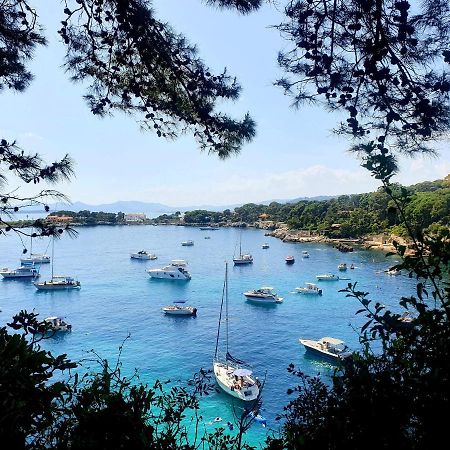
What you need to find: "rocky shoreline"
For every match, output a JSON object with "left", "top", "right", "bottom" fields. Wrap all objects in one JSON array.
[{"left": 265, "top": 224, "right": 403, "bottom": 254}]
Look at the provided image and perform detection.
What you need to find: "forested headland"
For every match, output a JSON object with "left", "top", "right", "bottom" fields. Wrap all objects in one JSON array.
[{"left": 154, "top": 175, "right": 450, "bottom": 239}]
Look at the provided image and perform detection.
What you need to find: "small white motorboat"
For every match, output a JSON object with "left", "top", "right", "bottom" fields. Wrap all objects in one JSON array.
[
  {"left": 338, "top": 263, "right": 347, "bottom": 271},
  {"left": 385, "top": 268, "right": 401, "bottom": 276},
  {"left": 181, "top": 240, "right": 194, "bottom": 246},
  {"left": 43, "top": 316, "right": 72, "bottom": 331},
  {"left": 130, "top": 250, "right": 157, "bottom": 260},
  {"left": 162, "top": 301, "right": 197, "bottom": 316},
  {"left": 295, "top": 283, "right": 322, "bottom": 295},
  {"left": 1, "top": 263, "right": 40, "bottom": 279},
  {"left": 243, "top": 287, "right": 283, "bottom": 304},
  {"left": 316, "top": 273, "right": 339, "bottom": 281},
  {"left": 34, "top": 276, "right": 81, "bottom": 290},
  {"left": 299, "top": 337, "right": 352, "bottom": 362},
  {"left": 262, "top": 243, "right": 269, "bottom": 249},
  {"left": 302, "top": 251, "right": 310, "bottom": 258},
  {"left": 199, "top": 226, "right": 219, "bottom": 230}
]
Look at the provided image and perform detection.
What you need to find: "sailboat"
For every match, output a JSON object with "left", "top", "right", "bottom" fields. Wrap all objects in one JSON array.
[
  {"left": 233, "top": 231, "right": 253, "bottom": 265},
  {"left": 213, "top": 262, "right": 260, "bottom": 401},
  {"left": 34, "top": 238, "right": 81, "bottom": 290},
  {"left": 21, "top": 232, "right": 51, "bottom": 264}
]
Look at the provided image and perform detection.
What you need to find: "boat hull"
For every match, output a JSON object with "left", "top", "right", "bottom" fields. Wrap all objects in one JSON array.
[
  {"left": 233, "top": 259, "right": 253, "bottom": 265},
  {"left": 34, "top": 282, "right": 80, "bottom": 290},
  {"left": 244, "top": 295, "right": 282, "bottom": 304},
  {"left": 162, "top": 307, "right": 197, "bottom": 316},
  {"left": 148, "top": 271, "right": 190, "bottom": 280},
  {"left": 1, "top": 272, "right": 39, "bottom": 278},
  {"left": 131, "top": 254, "right": 156, "bottom": 260},
  {"left": 213, "top": 361, "right": 259, "bottom": 402},
  {"left": 300, "top": 340, "right": 351, "bottom": 362}
]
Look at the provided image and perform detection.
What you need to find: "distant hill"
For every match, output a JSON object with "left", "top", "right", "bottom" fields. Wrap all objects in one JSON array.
[{"left": 16, "top": 196, "right": 336, "bottom": 217}]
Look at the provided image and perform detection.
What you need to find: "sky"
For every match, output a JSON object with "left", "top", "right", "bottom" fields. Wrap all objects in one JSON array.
[{"left": 1, "top": 0, "right": 449, "bottom": 208}]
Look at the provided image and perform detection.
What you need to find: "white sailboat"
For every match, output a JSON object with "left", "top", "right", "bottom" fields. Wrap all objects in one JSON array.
[
  {"left": 213, "top": 263, "right": 260, "bottom": 401},
  {"left": 233, "top": 232, "right": 253, "bottom": 265},
  {"left": 21, "top": 233, "right": 51, "bottom": 264},
  {"left": 34, "top": 239, "right": 81, "bottom": 290}
]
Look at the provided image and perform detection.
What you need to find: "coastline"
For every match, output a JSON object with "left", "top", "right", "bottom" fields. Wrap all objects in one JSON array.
[
  {"left": 1, "top": 218, "right": 406, "bottom": 254},
  {"left": 264, "top": 223, "right": 403, "bottom": 254}
]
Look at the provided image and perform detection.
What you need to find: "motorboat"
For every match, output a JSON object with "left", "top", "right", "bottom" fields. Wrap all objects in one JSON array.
[
  {"left": 338, "top": 263, "right": 347, "bottom": 271},
  {"left": 243, "top": 287, "right": 283, "bottom": 304},
  {"left": 20, "top": 254, "right": 51, "bottom": 264},
  {"left": 299, "top": 337, "right": 352, "bottom": 362},
  {"left": 295, "top": 283, "right": 322, "bottom": 295},
  {"left": 34, "top": 276, "right": 81, "bottom": 290},
  {"left": 130, "top": 250, "right": 157, "bottom": 260},
  {"left": 204, "top": 236, "right": 211, "bottom": 239},
  {"left": 385, "top": 268, "right": 401, "bottom": 276},
  {"left": 199, "top": 226, "right": 219, "bottom": 230},
  {"left": 213, "top": 263, "right": 260, "bottom": 401},
  {"left": 285, "top": 255, "right": 295, "bottom": 264},
  {"left": 181, "top": 240, "right": 194, "bottom": 246},
  {"left": 162, "top": 301, "right": 197, "bottom": 316},
  {"left": 302, "top": 251, "right": 310, "bottom": 258},
  {"left": 147, "top": 260, "right": 191, "bottom": 280},
  {"left": 316, "top": 273, "right": 339, "bottom": 281},
  {"left": 1, "top": 262, "right": 40, "bottom": 279},
  {"left": 43, "top": 316, "right": 72, "bottom": 332},
  {"left": 262, "top": 243, "right": 269, "bottom": 249}
]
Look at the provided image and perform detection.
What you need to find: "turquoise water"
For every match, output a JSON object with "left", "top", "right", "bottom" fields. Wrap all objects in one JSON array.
[{"left": 0, "top": 225, "right": 416, "bottom": 444}]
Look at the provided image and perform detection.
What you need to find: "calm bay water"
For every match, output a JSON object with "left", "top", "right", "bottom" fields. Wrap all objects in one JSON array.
[{"left": 0, "top": 225, "right": 416, "bottom": 444}]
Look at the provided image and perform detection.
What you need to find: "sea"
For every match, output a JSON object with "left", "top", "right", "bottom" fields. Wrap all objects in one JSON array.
[{"left": 0, "top": 225, "right": 416, "bottom": 445}]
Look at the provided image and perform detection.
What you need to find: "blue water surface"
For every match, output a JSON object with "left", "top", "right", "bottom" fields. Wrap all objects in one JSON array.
[{"left": 0, "top": 225, "right": 416, "bottom": 445}]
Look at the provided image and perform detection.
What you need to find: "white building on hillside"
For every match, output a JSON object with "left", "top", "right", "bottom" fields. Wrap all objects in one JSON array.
[{"left": 124, "top": 213, "right": 147, "bottom": 223}]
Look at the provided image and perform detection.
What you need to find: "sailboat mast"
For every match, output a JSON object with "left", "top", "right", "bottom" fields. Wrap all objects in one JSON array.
[
  {"left": 51, "top": 237, "right": 54, "bottom": 280},
  {"left": 214, "top": 262, "right": 227, "bottom": 359},
  {"left": 225, "top": 262, "right": 229, "bottom": 355},
  {"left": 30, "top": 231, "right": 33, "bottom": 256}
]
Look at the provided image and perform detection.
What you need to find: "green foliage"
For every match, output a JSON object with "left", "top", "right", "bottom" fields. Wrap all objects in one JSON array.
[
  {"left": 61, "top": 0, "right": 255, "bottom": 157},
  {"left": 182, "top": 209, "right": 223, "bottom": 224},
  {"left": 0, "top": 313, "right": 258, "bottom": 450},
  {"left": 52, "top": 210, "right": 120, "bottom": 225},
  {"left": 268, "top": 172, "right": 450, "bottom": 449},
  {"left": 276, "top": 0, "right": 450, "bottom": 161},
  {"left": 191, "top": 176, "right": 448, "bottom": 238}
]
